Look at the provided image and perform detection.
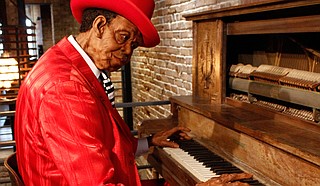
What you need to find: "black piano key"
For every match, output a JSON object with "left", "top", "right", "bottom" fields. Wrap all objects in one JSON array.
[
  {"left": 210, "top": 166, "right": 237, "bottom": 172},
  {"left": 212, "top": 166, "right": 241, "bottom": 171},
  {"left": 187, "top": 151, "right": 210, "bottom": 155},
  {"left": 215, "top": 169, "right": 244, "bottom": 174},
  {"left": 188, "top": 150, "right": 212, "bottom": 155},
  {"left": 203, "top": 159, "right": 229, "bottom": 164},
  {"left": 201, "top": 158, "right": 226, "bottom": 163},
  {"left": 249, "top": 183, "right": 265, "bottom": 186},
  {"left": 197, "top": 157, "right": 224, "bottom": 162},
  {"left": 241, "top": 181, "right": 265, "bottom": 186},
  {"left": 190, "top": 153, "right": 221, "bottom": 158},
  {"left": 189, "top": 153, "right": 214, "bottom": 158},
  {"left": 183, "top": 146, "right": 209, "bottom": 151},
  {"left": 193, "top": 154, "right": 227, "bottom": 164},
  {"left": 239, "top": 178, "right": 261, "bottom": 184},
  {"left": 206, "top": 162, "right": 233, "bottom": 169}
]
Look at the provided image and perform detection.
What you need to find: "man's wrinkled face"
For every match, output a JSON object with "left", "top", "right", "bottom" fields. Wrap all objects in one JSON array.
[{"left": 93, "top": 15, "right": 143, "bottom": 72}]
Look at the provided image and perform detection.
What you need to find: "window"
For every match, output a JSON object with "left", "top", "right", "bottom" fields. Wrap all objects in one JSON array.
[{"left": 0, "top": 22, "right": 3, "bottom": 56}]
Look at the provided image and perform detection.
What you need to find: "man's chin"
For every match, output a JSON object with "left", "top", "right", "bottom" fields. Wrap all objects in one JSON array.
[{"left": 108, "top": 66, "right": 122, "bottom": 72}]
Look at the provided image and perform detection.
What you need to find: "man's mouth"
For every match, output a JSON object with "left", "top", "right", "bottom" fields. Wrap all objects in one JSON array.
[
  {"left": 117, "top": 55, "right": 128, "bottom": 63},
  {"left": 113, "top": 54, "right": 128, "bottom": 63}
]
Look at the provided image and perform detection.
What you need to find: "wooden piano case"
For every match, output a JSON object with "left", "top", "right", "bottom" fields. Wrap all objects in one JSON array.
[{"left": 145, "top": 1, "right": 320, "bottom": 185}]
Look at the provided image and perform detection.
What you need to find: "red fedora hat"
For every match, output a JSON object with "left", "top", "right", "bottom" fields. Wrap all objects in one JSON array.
[{"left": 70, "top": 0, "right": 160, "bottom": 47}]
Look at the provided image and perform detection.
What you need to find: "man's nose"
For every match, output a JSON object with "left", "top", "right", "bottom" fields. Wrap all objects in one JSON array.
[{"left": 121, "top": 42, "right": 133, "bottom": 55}]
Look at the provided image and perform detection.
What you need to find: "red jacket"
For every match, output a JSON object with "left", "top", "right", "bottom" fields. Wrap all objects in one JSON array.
[{"left": 14, "top": 37, "right": 140, "bottom": 186}]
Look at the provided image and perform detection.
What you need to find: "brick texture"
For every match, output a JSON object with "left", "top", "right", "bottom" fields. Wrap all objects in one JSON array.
[{"left": 131, "top": 0, "right": 242, "bottom": 127}]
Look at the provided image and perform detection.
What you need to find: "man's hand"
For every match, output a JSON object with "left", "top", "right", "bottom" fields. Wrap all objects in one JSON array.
[
  {"left": 196, "top": 173, "right": 253, "bottom": 186},
  {"left": 150, "top": 126, "right": 191, "bottom": 148}
]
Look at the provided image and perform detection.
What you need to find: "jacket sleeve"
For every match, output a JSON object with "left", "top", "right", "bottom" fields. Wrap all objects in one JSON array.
[{"left": 38, "top": 81, "right": 124, "bottom": 185}]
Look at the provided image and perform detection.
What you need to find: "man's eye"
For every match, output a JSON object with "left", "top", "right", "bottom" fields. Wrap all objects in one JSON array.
[
  {"left": 131, "top": 42, "right": 139, "bottom": 49},
  {"left": 116, "top": 34, "right": 129, "bottom": 44}
]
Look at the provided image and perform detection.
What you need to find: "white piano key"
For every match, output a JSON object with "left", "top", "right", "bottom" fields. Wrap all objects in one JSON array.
[{"left": 163, "top": 147, "right": 219, "bottom": 182}]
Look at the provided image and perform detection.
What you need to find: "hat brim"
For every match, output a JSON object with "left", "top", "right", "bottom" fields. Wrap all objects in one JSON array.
[{"left": 71, "top": 0, "right": 160, "bottom": 47}]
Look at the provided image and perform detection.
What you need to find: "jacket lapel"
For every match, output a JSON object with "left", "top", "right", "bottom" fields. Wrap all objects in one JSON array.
[{"left": 56, "top": 37, "right": 134, "bottom": 143}]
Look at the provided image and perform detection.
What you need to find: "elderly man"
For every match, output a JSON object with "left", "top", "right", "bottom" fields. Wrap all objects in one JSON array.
[{"left": 14, "top": 0, "right": 252, "bottom": 185}]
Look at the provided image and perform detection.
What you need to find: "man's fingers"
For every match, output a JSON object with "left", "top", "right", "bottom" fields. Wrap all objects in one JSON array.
[
  {"left": 177, "top": 126, "right": 191, "bottom": 134},
  {"left": 166, "top": 126, "right": 189, "bottom": 135},
  {"left": 160, "top": 140, "right": 179, "bottom": 148},
  {"left": 226, "top": 181, "right": 250, "bottom": 186},
  {"left": 179, "top": 132, "right": 192, "bottom": 140},
  {"left": 165, "top": 126, "right": 191, "bottom": 139},
  {"left": 200, "top": 173, "right": 253, "bottom": 186},
  {"left": 219, "top": 173, "right": 252, "bottom": 183},
  {"left": 152, "top": 126, "right": 192, "bottom": 147},
  {"left": 229, "top": 173, "right": 252, "bottom": 182}
]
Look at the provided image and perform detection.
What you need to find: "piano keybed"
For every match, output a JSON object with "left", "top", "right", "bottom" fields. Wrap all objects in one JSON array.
[{"left": 155, "top": 138, "right": 265, "bottom": 186}]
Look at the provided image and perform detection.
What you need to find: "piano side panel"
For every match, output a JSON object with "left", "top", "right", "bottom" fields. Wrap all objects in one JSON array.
[{"left": 177, "top": 106, "right": 320, "bottom": 186}]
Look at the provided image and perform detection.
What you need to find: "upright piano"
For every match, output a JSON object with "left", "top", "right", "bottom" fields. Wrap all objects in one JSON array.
[{"left": 142, "top": 1, "right": 320, "bottom": 185}]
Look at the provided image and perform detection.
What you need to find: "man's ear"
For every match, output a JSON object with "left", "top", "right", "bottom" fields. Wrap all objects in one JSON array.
[{"left": 92, "top": 15, "right": 107, "bottom": 38}]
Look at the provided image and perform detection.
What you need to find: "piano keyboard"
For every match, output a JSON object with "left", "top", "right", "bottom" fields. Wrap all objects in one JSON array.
[{"left": 164, "top": 139, "right": 264, "bottom": 185}]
